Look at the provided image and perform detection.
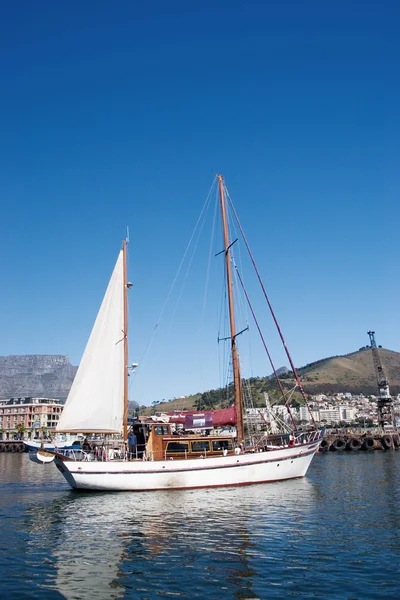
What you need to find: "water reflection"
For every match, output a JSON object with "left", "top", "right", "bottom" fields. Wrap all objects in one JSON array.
[
  {"left": 23, "top": 477, "right": 316, "bottom": 599},
  {"left": 3, "top": 453, "right": 399, "bottom": 599}
]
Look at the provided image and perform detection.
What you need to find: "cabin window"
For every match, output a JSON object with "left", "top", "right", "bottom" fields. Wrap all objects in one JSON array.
[
  {"left": 212, "top": 439, "right": 233, "bottom": 451},
  {"left": 154, "top": 426, "right": 169, "bottom": 436},
  {"left": 166, "top": 441, "right": 189, "bottom": 453},
  {"left": 191, "top": 440, "right": 211, "bottom": 453}
]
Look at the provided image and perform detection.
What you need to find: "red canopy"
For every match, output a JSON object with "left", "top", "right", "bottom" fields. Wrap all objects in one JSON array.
[{"left": 167, "top": 406, "right": 236, "bottom": 428}]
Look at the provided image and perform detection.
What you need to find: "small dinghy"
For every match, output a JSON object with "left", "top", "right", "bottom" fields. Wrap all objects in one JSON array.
[{"left": 29, "top": 450, "right": 55, "bottom": 464}]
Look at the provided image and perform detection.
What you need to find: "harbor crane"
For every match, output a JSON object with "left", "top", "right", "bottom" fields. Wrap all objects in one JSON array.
[{"left": 367, "top": 330, "right": 394, "bottom": 428}]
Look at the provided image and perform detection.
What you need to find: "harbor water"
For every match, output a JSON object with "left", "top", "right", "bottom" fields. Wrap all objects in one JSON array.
[{"left": 0, "top": 452, "right": 399, "bottom": 599}]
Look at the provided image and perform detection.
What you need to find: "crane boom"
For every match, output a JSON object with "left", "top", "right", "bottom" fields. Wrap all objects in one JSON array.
[{"left": 367, "top": 331, "right": 394, "bottom": 428}]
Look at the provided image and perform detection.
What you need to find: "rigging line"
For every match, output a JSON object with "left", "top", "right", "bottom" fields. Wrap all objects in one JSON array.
[
  {"left": 219, "top": 297, "right": 231, "bottom": 397},
  {"left": 228, "top": 243, "right": 254, "bottom": 399},
  {"left": 201, "top": 184, "right": 219, "bottom": 334},
  {"left": 260, "top": 407, "right": 291, "bottom": 434},
  {"left": 234, "top": 264, "right": 298, "bottom": 431},
  {"left": 217, "top": 249, "right": 230, "bottom": 386},
  {"left": 223, "top": 292, "right": 232, "bottom": 395},
  {"left": 168, "top": 184, "right": 213, "bottom": 332},
  {"left": 225, "top": 189, "right": 255, "bottom": 381},
  {"left": 225, "top": 187, "right": 317, "bottom": 429},
  {"left": 219, "top": 281, "right": 231, "bottom": 393},
  {"left": 135, "top": 177, "right": 217, "bottom": 375},
  {"left": 225, "top": 197, "right": 253, "bottom": 373},
  {"left": 198, "top": 188, "right": 219, "bottom": 395}
]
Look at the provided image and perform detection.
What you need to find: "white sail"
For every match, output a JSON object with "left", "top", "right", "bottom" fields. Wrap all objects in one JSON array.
[{"left": 57, "top": 251, "right": 125, "bottom": 433}]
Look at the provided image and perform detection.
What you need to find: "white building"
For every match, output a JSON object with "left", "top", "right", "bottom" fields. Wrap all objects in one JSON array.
[
  {"left": 339, "top": 405, "right": 357, "bottom": 422},
  {"left": 299, "top": 406, "right": 319, "bottom": 423},
  {"left": 319, "top": 407, "right": 340, "bottom": 424},
  {"left": 299, "top": 404, "right": 357, "bottom": 425}
]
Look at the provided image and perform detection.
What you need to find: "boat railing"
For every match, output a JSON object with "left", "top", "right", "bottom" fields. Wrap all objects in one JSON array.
[
  {"left": 295, "top": 430, "right": 324, "bottom": 445},
  {"left": 57, "top": 444, "right": 149, "bottom": 462},
  {"left": 57, "top": 448, "right": 87, "bottom": 461}
]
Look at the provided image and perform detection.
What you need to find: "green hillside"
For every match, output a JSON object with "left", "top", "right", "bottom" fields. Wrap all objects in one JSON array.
[{"left": 140, "top": 347, "right": 400, "bottom": 415}]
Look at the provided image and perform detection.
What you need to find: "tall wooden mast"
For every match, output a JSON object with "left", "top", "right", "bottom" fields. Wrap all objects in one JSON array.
[
  {"left": 217, "top": 174, "right": 244, "bottom": 443},
  {"left": 122, "top": 239, "right": 129, "bottom": 442}
]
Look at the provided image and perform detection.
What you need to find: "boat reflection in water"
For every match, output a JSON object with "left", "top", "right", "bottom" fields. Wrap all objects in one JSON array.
[{"left": 25, "top": 478, "right": 316, "bottom": 599}]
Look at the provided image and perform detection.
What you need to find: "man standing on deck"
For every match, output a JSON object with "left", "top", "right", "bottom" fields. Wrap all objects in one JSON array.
[{"left": 128, "top": 431, "right": 137, "bottom": 458}]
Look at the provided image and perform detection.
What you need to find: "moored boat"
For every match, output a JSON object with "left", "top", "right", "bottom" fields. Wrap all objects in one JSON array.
[{"left": 23, "top": 436, "right": 82, "bottom": 452}]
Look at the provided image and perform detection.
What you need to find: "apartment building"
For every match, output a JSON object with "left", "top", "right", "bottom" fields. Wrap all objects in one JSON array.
[{"left": 0, "top": 397, "right": 63, "bottom": 438}]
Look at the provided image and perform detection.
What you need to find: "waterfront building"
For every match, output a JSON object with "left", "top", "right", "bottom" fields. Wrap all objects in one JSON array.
[
  {"left": 299, "top": 406, "right": 319, "bottom": 423},
  {"left": 271, "top": 405, "right": 300, "bottom": 424},
  {"left": 319, "top": 407, "right": 341, "bottom": 424},
  {"left": 299, "top": 404, "right": 357, "bottom": 425},
  {"left": 339, "top": 405, "right": 357, "bottom": 422},
  {"left": 0, "top": 397, "right": 63, "bottom": 439}
]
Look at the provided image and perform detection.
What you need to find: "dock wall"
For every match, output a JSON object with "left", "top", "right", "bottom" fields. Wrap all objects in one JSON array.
[
  {"left": 0, "top": 441, "right": 25, "bottom": 452},
  {"left": 319, "top": 430, "right": 400, "bottom": 452}
]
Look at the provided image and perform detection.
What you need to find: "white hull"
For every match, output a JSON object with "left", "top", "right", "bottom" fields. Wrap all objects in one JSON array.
[
  {"left": 29, "top": 450, "right": 56, "bottom": 464},
  {"left": 54, "top": 441, "right": 320, "bottom": 491}
]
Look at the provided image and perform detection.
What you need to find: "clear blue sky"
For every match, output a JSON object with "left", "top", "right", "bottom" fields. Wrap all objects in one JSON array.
[{"left": 1, "top": 1, "right": 399, "bottom": 405}]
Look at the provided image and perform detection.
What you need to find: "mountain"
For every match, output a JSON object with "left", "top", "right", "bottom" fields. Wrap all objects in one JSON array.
[
  {"left": 296, "top": 347, "right": 400, "bottom": 396},
  {"left": 142, "top": 347, "right": 400, "bottom": 414},
  {"left": 0, "top": 355, "right": 78, "bottom": 401},
  {"left": 268, "top": 366, "right": 289, "bottom": 379},
  {"left": 1, "top": 347, "right": 399, "bottom": 410}
]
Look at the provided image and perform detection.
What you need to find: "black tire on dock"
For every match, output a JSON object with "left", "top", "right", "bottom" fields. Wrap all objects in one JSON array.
[
  {"left": 346, "top": 438, "right": 362, "bottom": 451},
  {"left": 0, "top": 444, "right": 4, "bottom": 452},
  {"left": 392, "top": 434, "right": 400, "bottom": 448},
  {"left": 12, "top": 443, "right": 19, "bottom": 453},
  {"left": 17, "top": 443, "right": 24, "bottom": 452},
  {"left": 4, "top": 443, "right": 11, "bottom": 452},
  {"left": 381, "top": 435, "right": 394, "bottom": 450},
  {"left": 319, "top": 439, "right": 329, "bottom": 452},
  {"left": 362, "top": 437, "right": 375, "bottom": 451},
  {"left": 330, "top": 438, "right": 346, "bottom": 451}
]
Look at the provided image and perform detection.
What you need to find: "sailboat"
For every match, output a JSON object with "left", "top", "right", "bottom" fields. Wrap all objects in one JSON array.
[{"left": 50, "top": 175, "right": 322, "bottom": 491}]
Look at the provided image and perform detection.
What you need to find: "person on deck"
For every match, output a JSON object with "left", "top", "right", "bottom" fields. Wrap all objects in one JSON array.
[
  {"left": 82, "top": 438, "right": 91, "bottom": 452},
  {"left": 128, "top": 431, "right": 137, "bottom": 458}
]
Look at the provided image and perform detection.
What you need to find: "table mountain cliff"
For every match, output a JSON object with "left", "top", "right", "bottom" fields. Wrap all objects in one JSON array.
[{"left": 0, "top": 355, "right": 78, "bottom": 402}]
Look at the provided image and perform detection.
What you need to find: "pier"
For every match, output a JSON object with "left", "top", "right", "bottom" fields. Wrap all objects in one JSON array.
[
  {"left": 0, "top": 441, "right": 25, "bottom": 453},
  {"left": 318, "top": 428, "right": 400, "bottom": 452}
]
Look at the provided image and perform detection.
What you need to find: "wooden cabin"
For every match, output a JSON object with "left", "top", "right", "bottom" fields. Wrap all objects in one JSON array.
[{"left": 137, "top": 423, "right": 235, "bottom": 461}]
